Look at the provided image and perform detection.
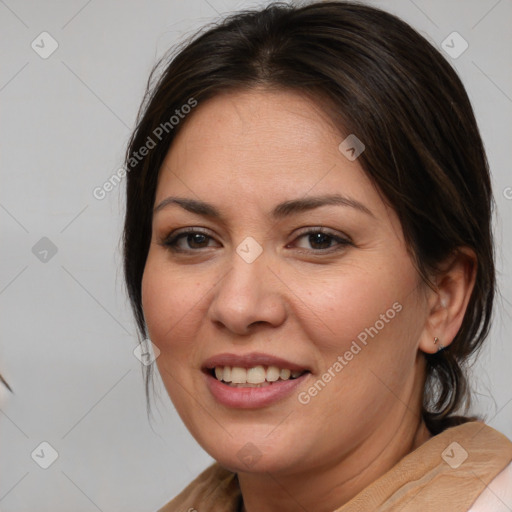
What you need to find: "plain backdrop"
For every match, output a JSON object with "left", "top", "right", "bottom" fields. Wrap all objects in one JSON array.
[{"left": 1, "top": 0, "right": 511, "bottom": 510}]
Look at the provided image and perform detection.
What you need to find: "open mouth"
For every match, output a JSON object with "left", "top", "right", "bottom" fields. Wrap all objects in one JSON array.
[{"left": 207, "top": 365, "right": 310, "bottom": 388}]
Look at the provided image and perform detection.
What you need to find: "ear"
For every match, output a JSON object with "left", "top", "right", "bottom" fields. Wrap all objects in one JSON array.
[{"left": 418, "top": 247, "right": 477, "bottom": 354}]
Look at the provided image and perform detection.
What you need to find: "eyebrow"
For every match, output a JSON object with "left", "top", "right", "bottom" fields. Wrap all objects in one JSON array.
[{"left": 154, "top": 193, "right": 374, "bottom": 219}]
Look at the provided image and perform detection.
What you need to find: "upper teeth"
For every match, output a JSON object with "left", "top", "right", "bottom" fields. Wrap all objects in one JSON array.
[{"left": 214, "top": 365, "right": 303, "bottom": 384}]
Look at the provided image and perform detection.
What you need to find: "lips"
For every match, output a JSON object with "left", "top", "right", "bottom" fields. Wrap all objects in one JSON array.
[{"left": 202, "top": 352, "right": 311, "bottom": 408}]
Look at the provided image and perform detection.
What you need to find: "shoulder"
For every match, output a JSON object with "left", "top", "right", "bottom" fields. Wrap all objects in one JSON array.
[
  {"left": 468, "top": 460, "right": 512, "bottom": 512},
  {"left": 157, "top": 462, "right": 241, "bottom": 512}
]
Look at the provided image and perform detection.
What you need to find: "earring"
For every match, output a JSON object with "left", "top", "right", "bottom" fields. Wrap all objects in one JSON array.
[{"left": 434, "top": 337, "right": 445, "bottom": 352}]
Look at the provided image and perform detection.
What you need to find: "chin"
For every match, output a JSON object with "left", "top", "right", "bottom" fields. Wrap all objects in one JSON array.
[
  {"left": 195, "top": 429, "right": 306, "bottom": 475},
  {"left": 213, "top": 450, "right": 295, "bottom": 475}
]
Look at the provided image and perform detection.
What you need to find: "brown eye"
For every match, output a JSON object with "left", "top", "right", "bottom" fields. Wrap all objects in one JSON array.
[
  {"left": 162, "top": 229, "right": 219, "bottom": 252},
  {"left": 290, "top": 228, "right": 352, "bottom": 253},
  {"left": 184, "top": 233, "right": 210, "bottom": 248}
]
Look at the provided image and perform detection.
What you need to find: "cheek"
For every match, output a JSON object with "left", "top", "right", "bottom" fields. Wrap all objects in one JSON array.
[
  {"left": 141, "top": 258, "right": 203, "bottom": 412},
  {"left": 141, "top": 255, "right": 197, "bottom": 352},
  {"left": 141, "top": 252, "right": 221, "bottom": 379},
  {"left": 141, "top": 261, "right": 166, "bottom": 342},
  {"left": 289, "top": 261, "right": 417, "bottom": 354},
  {"left": 295, "top": 274, "right": 423, "bottom": 427}
]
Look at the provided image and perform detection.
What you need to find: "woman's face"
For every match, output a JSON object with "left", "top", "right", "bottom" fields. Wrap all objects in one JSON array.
[{"left": 142, "top": 88, "right": 432, "bottom": 475}]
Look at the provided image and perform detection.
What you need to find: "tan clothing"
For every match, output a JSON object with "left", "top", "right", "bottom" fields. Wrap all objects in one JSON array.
[{"left": 158, "top": 421, "right": 512, "bottom": 512}]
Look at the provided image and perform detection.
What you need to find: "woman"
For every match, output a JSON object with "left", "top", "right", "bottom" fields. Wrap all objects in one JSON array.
[{"left": 122, "top": 2, "right": 512, "bottom": 510}]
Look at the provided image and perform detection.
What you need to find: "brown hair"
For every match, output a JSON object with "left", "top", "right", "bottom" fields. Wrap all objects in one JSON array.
[{"left": 123, "top": 1, "right": 495, "bottom": 435}]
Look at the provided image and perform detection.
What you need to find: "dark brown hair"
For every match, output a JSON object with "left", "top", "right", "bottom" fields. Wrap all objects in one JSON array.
[{"left": 123, "top": 1, "right": 495, "bottom": 435}]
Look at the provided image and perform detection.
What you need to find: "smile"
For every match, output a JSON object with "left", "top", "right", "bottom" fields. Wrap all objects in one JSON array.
[
  {"left": 202, "top": 353, "right": 311, "bottom": 408},
  {"left": 212, "top": 365, "right": 307, "bottom": 387}
]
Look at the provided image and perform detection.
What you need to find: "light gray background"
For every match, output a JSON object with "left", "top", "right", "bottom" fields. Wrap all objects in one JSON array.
[{"left": 0, "top": 0, "right": 511, "bottom": 510}]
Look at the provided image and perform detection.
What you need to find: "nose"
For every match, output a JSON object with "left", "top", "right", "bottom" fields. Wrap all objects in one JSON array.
[{"left": 207, "top": 249, "right": 287, "bottom": 336}]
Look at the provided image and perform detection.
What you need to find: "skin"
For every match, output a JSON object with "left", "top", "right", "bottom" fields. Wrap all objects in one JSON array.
[{"left": 141, "top": 88, "right": 476, "bottom": 512}]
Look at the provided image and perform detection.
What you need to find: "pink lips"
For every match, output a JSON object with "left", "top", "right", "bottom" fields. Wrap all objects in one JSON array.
[{"left": 202, "top": 352, "right": 310, "bottom": 409}]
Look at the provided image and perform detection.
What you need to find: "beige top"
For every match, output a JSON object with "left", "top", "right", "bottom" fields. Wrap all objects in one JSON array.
[{"left": 158, "top": 421, "right": 512, "bottom": 512}]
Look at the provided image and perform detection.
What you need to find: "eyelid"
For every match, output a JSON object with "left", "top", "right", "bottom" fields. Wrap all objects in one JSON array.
[
  {"left": 163, "top": 226, "right": 212, "bottom": 239},
  {"left": 162, "top": 226, "right": 351, "bottom": 241}
]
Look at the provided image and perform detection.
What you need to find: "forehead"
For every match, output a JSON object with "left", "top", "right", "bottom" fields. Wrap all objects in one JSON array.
[
  {"left": 181, "top": 87, "right": 339, "bottom": 135},
  {"left": 156, "top": 88, "right": 373, "bottom": 202},
  {"left": 169, "top": 89, "right": 337, "bottom": 160}
]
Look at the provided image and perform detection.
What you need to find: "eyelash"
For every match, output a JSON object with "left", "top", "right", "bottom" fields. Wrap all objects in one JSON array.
[{"left": 161, "top": 227, "right": 352, "bottom": 255}]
